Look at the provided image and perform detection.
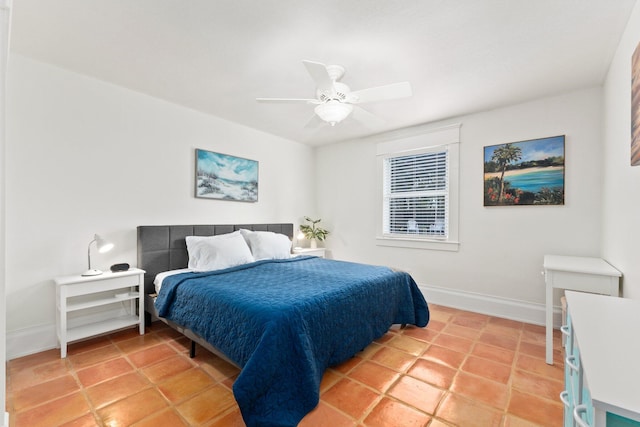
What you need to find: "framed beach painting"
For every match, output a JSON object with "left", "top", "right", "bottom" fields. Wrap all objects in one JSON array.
[
  {"left": 484, "top": 135, "right": 565, "bottom": 206},
  {"left": 632, "top": 40, "right": 640, "bottom": 166},
  {"left": 195, "top": 149, "right": 258, "bottom": 202}
]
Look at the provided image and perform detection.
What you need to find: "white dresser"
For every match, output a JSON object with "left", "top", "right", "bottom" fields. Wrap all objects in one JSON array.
[{"left": 562, "top": 291, "right": 640, "bottom": 426}]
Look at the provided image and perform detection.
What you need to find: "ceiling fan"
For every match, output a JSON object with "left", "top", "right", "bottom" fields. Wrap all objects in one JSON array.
[{"left": 256, "top": 60, "right": 412, "bottom": 126}]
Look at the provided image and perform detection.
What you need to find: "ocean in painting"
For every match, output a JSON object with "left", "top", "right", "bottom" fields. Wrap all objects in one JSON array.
[{"left": 505, "top": 168, "right": 564, "bottom": 193}]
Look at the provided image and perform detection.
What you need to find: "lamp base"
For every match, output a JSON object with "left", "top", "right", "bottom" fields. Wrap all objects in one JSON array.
[{"left": 82, "top": 269, "right": 103, "bottom": 277}]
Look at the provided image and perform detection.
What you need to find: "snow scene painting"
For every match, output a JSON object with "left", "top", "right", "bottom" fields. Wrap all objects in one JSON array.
[
  {"left": 196, "top": 149, "right": 258, "bottom": 202},
  {"left": 484, "top": 135, "right": 565, "bottom": 206}
]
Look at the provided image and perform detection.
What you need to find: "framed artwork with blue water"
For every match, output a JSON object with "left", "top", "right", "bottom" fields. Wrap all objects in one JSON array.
[
  {"left": 632, "top": 40, "right": 640, "bottom": 166},
  {"left": 195, "top": 149, "right": 258, "bottom": 202},
  {"left": 484, "top": 135, "right": 565, "bottom": 206}
]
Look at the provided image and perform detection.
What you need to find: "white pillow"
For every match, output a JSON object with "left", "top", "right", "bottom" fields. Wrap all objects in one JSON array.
[
  {"left": 153, "top": 268, "right": 193, "bottom": 293},
  {"left": 185, "top": 231, "right": 254, "bottom": 272},
  {"left": 240, "top": 229, "right": 292, "bottom": 260}
]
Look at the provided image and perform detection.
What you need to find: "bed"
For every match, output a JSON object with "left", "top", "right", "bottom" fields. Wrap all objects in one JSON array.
[{"left": 137, "top": 223, "right": 429, "bottom": 427}]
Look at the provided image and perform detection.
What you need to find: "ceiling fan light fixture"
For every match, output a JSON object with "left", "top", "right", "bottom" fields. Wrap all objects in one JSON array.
[{"left": 314, "top": 101, "right": 353, "bottom": 126}]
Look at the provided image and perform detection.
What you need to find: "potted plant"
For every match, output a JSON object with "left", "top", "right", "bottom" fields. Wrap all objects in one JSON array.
[{"left": 299, "top": 217, "right": 329, "bottom": 249}]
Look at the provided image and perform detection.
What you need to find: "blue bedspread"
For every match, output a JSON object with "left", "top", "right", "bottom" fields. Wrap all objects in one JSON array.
[{"left": 155, "top": 256, "right": 429, "bottom": 427}]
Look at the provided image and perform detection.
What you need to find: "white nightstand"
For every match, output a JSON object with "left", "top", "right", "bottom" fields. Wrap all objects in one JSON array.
[
  {"left": 292, "top": 247, "right": 326, "bottom": 258},
  {"left": 54, "top": 268, "right": 145, "bottom": 358}
]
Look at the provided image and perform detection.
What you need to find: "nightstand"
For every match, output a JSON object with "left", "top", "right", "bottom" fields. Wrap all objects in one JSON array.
[
  {"left": 292, "top": 247, "right": 326, "bottom": 258},
  {"left": 54, "top": 268, "right": 145, "bottom": 358}
]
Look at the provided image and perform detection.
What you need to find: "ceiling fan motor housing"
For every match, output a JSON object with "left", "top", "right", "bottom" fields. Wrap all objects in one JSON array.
[{"left": 317, "top": 81, "right": 350, "bottom": 103}]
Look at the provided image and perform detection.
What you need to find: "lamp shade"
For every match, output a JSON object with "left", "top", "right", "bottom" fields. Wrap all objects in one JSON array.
[
  {"left": 82, "top": 234, "right": 114, "bottom": 276},
  {"left": 314, "top": 100, "right": 353, "bottom": 126},
  {"left": 95, "top": 235, "right": 114, "bottom": 254}
]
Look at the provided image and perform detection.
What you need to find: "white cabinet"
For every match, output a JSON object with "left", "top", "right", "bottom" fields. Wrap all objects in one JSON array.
[
  {"left": 54, "top": 268, "right": 145, "bottom": 358},
  {"left": 292, "top": 247, "right": 326, "bottom": 258},
  {"left": 562, "top": 291, "right": 640, "bottom": 427},
  {"left": 543, "top": 255, "right": 621, "bottom": 364}
]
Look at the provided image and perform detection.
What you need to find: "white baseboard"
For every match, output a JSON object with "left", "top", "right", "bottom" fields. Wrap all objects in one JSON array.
[
  {"left": 7, "top": 323, "right": 57, "bottom": 360},
  {"left": 418, "top": 283, "right": 563, "bottom": 328},
  {"left": 7, "top": 307, "right": 135, "bottom": 360},
  {"left": 7, "top": 285, "right": 562, "bottom": 360}
]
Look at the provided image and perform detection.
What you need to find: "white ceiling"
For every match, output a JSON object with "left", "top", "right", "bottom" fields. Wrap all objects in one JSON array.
[{"left": 9, "top": 0, "right": 637, "bottom": 146}]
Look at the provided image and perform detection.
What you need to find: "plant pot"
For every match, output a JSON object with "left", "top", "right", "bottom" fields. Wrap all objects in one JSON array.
[{"left": 310, "top": 238, "right": 317, "bottom": 249}]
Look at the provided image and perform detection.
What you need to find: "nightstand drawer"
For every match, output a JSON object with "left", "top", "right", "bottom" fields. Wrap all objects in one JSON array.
[{"left": 63, "top": 275, "right": 141, "bottom": 297}]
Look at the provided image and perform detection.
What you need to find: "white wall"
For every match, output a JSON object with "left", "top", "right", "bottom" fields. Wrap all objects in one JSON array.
[
  {"left": 602, "top": 2, "right": 640, "bottom": 300},
  {"left": 5, "top": 55, "right": 315, "bottom": 358},
  {"left": 317, "top": 87, "right": 604, "bottom": 321},
  {"left": 1, "top": 0, "right": 11, "bottom": 423},
  {"left": 8, "top": 16, "right": 635, "bottom": 357}
]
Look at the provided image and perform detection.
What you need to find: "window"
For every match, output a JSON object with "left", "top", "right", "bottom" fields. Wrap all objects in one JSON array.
[
  {"left": 376, "top": 124, "right": 460, "bottom": 251},
  {"left": 383, "top": 149, "right": 448, "bottom": 238}
]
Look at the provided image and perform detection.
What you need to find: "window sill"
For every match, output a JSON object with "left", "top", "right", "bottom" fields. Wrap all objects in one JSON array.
[{"left": 376, "top": 236, "right": 460, "bottom": 252}]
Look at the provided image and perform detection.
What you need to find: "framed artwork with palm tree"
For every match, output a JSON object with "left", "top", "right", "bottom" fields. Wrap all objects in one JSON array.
[
  {"left": 632, "top": 40, "right": 640, "bottom": 166},
  {"left": 484, "top": 135, "right": 565, "bottom": 206}
]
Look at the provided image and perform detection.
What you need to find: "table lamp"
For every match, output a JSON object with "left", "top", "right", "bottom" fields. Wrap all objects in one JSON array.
[{"left": 82, "top": 234, "right": 114, "bottom": 276}]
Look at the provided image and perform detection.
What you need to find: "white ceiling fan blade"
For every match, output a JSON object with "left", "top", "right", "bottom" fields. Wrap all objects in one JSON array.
[
  {"left": 350, "top": 105, "right": 386, "bottom": 127},
  {"left": 256, "top": 97, "right": 320, "bottom": 104},
  {"left": 349, "top": 81, "right": 412, "bottom": 104},
  {"left": 303, "top": 113, "right": 325, "bottom": 129},
  {"left": 302, "top": 60, "right": 334, "bottom": 92}
]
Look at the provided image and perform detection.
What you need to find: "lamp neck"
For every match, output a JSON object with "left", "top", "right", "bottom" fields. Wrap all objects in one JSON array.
[{"left": 87, "top": 238, "right": 97, "bottom": 270}]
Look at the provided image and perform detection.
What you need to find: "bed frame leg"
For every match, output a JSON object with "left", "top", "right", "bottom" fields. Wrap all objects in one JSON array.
[
  {"left": 190, "top": 341, "right": 196, "bottom": 358},
  {"left": 401, "top": 323, "right": 407, "bottom": 329},
  {"left": 144, "top": 312, "right": 152, "bottom": 329}
]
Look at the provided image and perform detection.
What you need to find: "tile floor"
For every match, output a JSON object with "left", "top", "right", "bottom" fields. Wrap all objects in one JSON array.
[{"left": 6, "top": 304, "right": 565, "bottom": 426}]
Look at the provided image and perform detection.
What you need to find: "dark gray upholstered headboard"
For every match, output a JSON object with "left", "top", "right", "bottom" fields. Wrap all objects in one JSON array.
[{"left": 137, "top": 223, "right": 294, "bottom": 295}]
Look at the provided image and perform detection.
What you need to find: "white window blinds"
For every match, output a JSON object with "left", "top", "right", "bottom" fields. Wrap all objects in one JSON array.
[{"left": 383, "top": 149, "right": 449, "bottom": 238}]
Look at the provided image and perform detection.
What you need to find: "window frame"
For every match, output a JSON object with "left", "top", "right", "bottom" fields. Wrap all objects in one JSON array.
[{"left": 375, "top": 124, "right": 460, "bottom": 252}]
